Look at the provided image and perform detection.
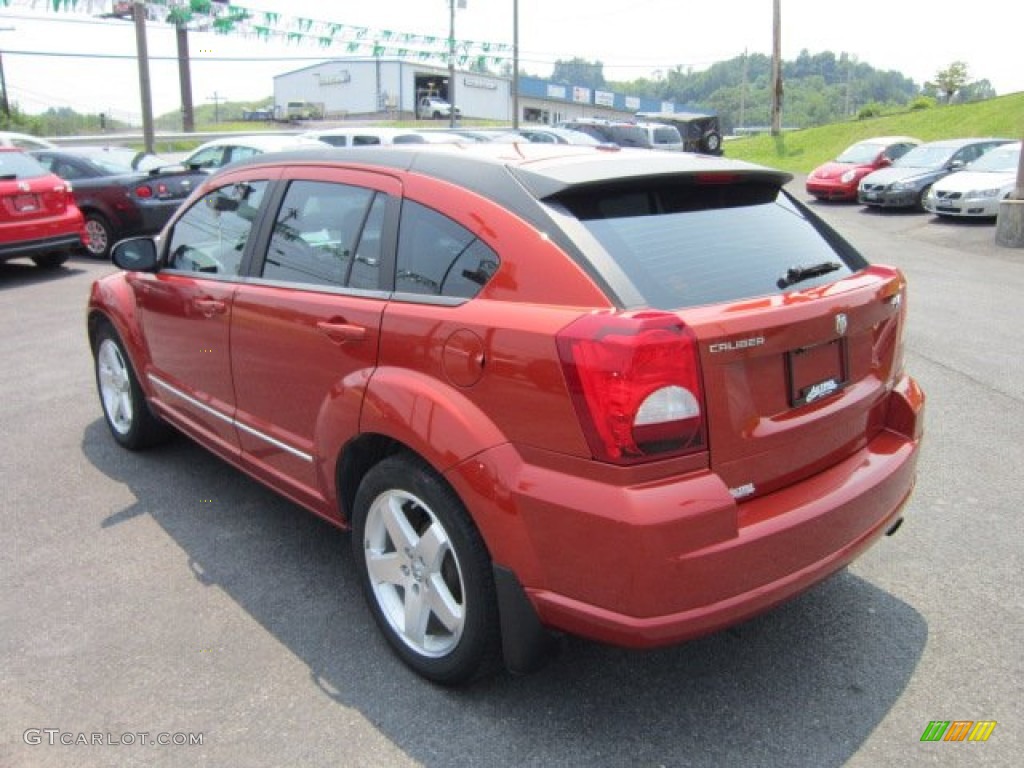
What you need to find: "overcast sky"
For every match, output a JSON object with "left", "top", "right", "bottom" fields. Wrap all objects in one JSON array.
[{"left": 1, "top": 0, "right": 1021, "bottom": 123}]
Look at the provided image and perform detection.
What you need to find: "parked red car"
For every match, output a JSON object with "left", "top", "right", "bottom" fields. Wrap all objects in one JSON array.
[
  {"left": 0, "top": 148, "right": 87, "bottom": 268},
  {"left": 806, "top": 136, "right": 920, "bottom": 201},
  {"left": 88, "top": 144, "right": 924, "bottom": 684}
]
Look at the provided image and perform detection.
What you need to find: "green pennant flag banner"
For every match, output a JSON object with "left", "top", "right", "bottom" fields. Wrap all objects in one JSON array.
[{"left": 0, "top": 0, "right": 515, "bottom": 66}]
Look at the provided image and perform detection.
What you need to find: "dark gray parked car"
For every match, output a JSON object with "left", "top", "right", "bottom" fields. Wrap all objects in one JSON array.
[{"left": 857, "top": 138, "right": 1014, "bottom": 210}]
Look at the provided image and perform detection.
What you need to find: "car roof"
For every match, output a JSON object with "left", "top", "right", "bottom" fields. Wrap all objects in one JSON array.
[
  {"left": 0, "top": 131, "right": 57, "bottom": 148},
  {"left": 304, "top": 127, "right": 409, "bottom": 139},
  {"left": 851, "top": 136, "right": 920, "bottom": 145},
  {"left": 223, "top": 141, "right": 789, "bottom": 199},
  {"left": 192, "top": 134, "right": 325, "bottom": 152},
  {"left": 914, "top": 137, "right": 1014, "bottom": 148}
]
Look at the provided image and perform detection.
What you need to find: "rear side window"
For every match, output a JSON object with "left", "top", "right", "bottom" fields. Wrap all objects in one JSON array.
[
  {"left": 555, "top": 180, "right": 865, "bottom": 309},
  {"left": 396, "top": 200, "right": 499, "bottom": 299},
  {"left": 262, "top": 180, "right": 380, "bottom": 289},
  {"left": 652, "top": 127, "right": 681, "bottom": 146}
]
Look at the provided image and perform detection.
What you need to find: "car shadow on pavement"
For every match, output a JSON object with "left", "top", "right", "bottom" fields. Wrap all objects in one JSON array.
[
  {"left": 82, "top": 419, "right": 927, "bottom": 768},
  {"left": 0, "top": 260, "right": 88, "bottom": 290}
]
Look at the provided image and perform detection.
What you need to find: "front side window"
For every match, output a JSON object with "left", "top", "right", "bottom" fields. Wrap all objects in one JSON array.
[
  {"left": 261, "top": 180, "right": 379, "bottom": 288},
  {"left": 395, "top": 200, "right": 499, "bottom": 299},
  {"left": 165, "top": 180, "right": 268, "bottom": 275}
]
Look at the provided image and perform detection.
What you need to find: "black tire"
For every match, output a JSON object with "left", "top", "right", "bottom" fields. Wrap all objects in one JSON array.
[
  {"left": 84, "top": 212, "right": 114, "bottom": 259},
  {"left": 352, "top": 453, "right": 501, "bottom": 685},
  {"left": 31, "top": 252, "right": 69, "bottom": 269},
  {"left": 432, "top": 111, "right": 442, "bottom": 120},
  {"left": 703, "top": 131, "right": 722, "bottom": 154},
  {"left": 93, "top": 323, "right": 171, "bottom": 450}
]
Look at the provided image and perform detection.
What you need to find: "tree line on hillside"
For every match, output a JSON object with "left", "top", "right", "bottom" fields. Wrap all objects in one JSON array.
[
  {"left": 552, "top": 51, "right": 996, "bottom": 133},
  {"left": 2, "top": 52, "right": 997, "bottom": 137}
]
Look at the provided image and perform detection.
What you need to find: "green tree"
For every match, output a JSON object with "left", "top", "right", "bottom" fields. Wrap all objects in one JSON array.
[
  {"left": 551, "top": 58, "right": 606, "bottom": 90},
  {"left": 929, "top": 61, "right": 970, "bottom": 104}
]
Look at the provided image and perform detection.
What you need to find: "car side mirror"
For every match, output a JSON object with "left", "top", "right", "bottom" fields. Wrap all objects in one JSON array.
[
  {"left": 949, "top": 159, "right": 965, "bottom": 171},
  {"left": 111, "top": 237, "right": 159, "bottom": 272},
  {"left": 878, "top": 156, "right": 892, "bottom": 167}
]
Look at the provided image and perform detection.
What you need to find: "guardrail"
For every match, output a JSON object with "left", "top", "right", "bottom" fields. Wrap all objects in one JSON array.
[{"left": 50, "top": 129, "right": 304, "bottom": 147}]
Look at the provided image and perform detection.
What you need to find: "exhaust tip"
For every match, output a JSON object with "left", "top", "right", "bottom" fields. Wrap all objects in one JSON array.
[{"left": 885, "top": 517, "right": 904, "bottom": 536}]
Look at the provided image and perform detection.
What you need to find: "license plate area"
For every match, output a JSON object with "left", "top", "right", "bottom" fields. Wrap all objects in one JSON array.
[
  {"left": 786, "top": 338, "right": 849, "bottom": 407},
  {"left": 14, "top": 194, "right": 39, "bottom": 212}
]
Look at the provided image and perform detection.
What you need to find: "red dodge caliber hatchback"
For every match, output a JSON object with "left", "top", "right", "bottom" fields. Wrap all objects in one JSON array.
[{"left": 88, "top": 144, "right": 924, "bottom": 684}]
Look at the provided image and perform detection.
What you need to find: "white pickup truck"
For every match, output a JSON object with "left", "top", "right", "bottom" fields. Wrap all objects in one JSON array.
[{"left": 417, "top": 96, "right": 460, "bottom": 120}]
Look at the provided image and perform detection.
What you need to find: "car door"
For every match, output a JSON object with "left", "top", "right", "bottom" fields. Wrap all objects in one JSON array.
[
  {"left": 135, "top": 175, "right": 274, "bottom": 459},
  {"left": 230, "top": 167, "right": 398, "bottom": 512}
]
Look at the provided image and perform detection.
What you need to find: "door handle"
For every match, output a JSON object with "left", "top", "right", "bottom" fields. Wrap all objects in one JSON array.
[
  {"left": 316, "top": 320, "right": 367, "bottom": 344},
  {"left": 193, "top": 298, "right": 227, "bottom": 318}
]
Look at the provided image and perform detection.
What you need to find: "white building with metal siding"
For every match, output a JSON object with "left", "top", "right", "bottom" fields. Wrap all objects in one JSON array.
[
  {"left": 273, "top": 59, "right": 511, "bottom": 120},
  {"left": 273, "top": 58, "right": 707, "bottom": 125}
]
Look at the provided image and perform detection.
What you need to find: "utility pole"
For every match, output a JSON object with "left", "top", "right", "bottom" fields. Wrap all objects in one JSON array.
[
  {"left": 134, "top": 0, "right": 155, "bottom": 153},
  {"left": 512, "top": 0, "right": 519, "bottom": 128},
  {"left": 770, "top": 0, "right": 782, "bottom": 136},
  {"left": 176, "top": 23, "right": 195, "bottom": 132},
  {"left": 0, "top": 26, "right": 13, "bottom": 120},
  {"left": 739, "top": 48, "right": 747, "bottom": 132},
  {"left": 448, "top": 0, "right": 457, "bottom": 128},
  {"left": 208, "top": 92, "right": 223, "bottom": 124}
]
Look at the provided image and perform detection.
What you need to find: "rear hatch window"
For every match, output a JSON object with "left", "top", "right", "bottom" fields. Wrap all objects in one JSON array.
[
  {"left": 554, "top": 177, "right": 864, "bottom": 309},
  {"left": 0, "top": 151, "right": 48, "bottom": 180}
]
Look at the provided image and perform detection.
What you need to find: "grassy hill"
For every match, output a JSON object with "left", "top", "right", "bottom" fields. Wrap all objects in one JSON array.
[{"left": 725, "top": 91, "right": 1024, "bottom": 173}]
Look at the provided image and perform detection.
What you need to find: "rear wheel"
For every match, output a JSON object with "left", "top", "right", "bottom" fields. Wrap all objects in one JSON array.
[
  {"left": 84, "top": 213, "right": 113, "bottom": 259},
  {"left": 93, "top": 324, "right": 170, "bottom": 449},
  {"left": 703, "top": 131, "right": 722, "bottom": 153},
  {"left": 31, "top": 252, "right": 69, "bottom": 269},
  {"left": 352, "top": 454, "right": 501, "bottom": 684}
]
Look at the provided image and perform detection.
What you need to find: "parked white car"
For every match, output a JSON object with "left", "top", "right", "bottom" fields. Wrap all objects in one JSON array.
[
  {"left": 300, "top": 127, "right": 460, "bottom": 147},
  {"left": 0, "top": 131, "right": 57, "bottom": 150},
  {"left": 182, "top": 134, "right": 329, "bottom": 171},
  {"left": 923, "top": 141, "right": 1022, "bottom": 218}
]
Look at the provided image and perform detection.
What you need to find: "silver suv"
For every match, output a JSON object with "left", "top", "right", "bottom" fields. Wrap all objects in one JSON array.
[{"left": 557, "top": 119, "right": 681, "bottom": 150}]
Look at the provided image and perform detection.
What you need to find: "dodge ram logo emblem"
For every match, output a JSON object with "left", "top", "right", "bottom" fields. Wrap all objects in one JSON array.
[{"left": 835, "top": 313, "right": 848, "bottom": 337}]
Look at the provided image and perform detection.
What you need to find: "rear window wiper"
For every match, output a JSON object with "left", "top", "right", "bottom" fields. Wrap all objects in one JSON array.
[{"left": 777, "top": 261, "right": 841, "bottom": 289}]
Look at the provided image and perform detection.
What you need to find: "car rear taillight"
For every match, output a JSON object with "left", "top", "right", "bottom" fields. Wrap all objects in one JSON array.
[
  {"left": 556, "top": 311, "right": 706, "bottom": 464},
  {"left": 134, "top": 184, "right": 153, "bottom": 199}
]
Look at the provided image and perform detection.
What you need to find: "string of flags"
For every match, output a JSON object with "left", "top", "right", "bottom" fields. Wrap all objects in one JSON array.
[{"left": 0, "top": 0, "right": 514, "bottom": 68}]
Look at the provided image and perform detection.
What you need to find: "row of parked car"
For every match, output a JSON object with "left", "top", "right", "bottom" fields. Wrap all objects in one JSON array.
[
  {"left": 806, "top": 135, "right": 1021, "bottom": 218},
  {"left": 2, "top": 119, "right": 733, "bottom": 270}
]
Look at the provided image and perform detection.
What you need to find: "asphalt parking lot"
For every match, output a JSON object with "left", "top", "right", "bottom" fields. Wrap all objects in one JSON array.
[{"left": 2, "top": 182, "right": 1021, "bottom": 767}]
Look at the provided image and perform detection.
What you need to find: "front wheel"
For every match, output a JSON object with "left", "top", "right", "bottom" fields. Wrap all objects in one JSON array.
[
  {"left": 352, "top": 454, "right": 501, "bottom": 685},
  {"left": 94, "top": 324, "right": 170, "bottom": 449},
  {"left": 917, "top": 184, "right": 933, "bottom": 211}
]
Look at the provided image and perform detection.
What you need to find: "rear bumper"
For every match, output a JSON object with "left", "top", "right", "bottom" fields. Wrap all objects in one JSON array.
[
  {"left": 449, "top": 376, "right": 923, "bottom": 650},
  {"left": 0, "top": 232, "right": 83, "bottom": 262},
  {"left": 529, "top": 430, "right": 917, "bottom": 647}
]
